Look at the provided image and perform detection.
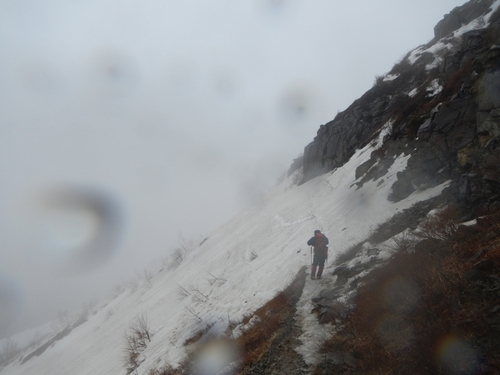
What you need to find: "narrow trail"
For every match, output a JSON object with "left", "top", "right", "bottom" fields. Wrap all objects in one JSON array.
[
  {"left": 295, "top": 265, "right": 336, "bottom": 367},
  {"left": 241, "top": 266, "right": 336, "bottom": 375},
  {"left": 241, "top": 267, "right": 309, "bottom": 375}
]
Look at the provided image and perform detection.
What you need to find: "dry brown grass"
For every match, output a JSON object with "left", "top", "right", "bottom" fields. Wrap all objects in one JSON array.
[
  {"left": 146, "top": 364, "right": 177, "bottom": 375},
  {"left": 439, "top": 57, "right": 474, "bottom": 100},
  {"left": 145, "top": 270, "right": 304, "bottom": 375},
  {"left": 235, "top": 279, "right": 298, "bottom": 369},
  {"left": 316, "top": 207, "right": 500, "bottom": 374},
  {"left": 182, "top": 323, "right": 215, "bottom": 346},
  {"left": 414, "top": 205, "right": 461, "bottom": 242}
]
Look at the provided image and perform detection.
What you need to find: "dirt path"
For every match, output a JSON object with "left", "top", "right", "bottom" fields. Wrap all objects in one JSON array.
[{"left": 241, "top": 267, "right": 311, "bottom": 375}]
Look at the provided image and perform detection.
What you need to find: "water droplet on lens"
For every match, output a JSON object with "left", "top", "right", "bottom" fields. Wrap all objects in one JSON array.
[{"left": 35, "top": 186, "right": 125, "bottom": 274}]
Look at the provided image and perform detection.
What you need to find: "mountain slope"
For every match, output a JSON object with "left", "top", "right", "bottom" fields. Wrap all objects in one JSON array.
[
  {"left": 3, "top": 0, "right": 500, "bottom": 374},
  {"left": 0, "top": 127, "right": 448, "bottom": 375},
  {"left": 301, "top": 0, "right": 500, "bottom": 217}
]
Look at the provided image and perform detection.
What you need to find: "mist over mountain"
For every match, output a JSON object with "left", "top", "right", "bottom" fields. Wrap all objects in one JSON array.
[
  {"left": 2, "top": 0, "right": 500, "bottom": 374},
  {"left": 1, "top": 0, "right": 468, "bottom": 340}
]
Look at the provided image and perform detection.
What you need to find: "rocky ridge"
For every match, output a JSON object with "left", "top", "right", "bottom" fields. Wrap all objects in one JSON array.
[
  {"left": 3, "top": 2, "right": 500, "bottom": 375},
  {"left": 277, "top": 1, "right": 500, "bottom": 374},
  {"left": 299, "top": 0, "right": 500, "bottom": 217}
]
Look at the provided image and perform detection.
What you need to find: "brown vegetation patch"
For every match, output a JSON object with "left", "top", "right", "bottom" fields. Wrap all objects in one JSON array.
[
  {"left": 439, "top": 57, "right": 474, "bottom": 100},
  {"left": 183, "top": 323, "right": 215, "bottom": 346},
  {"left": 147, "top": 268, "right": 306, "bottom": 375},
  {"left": 236, "top": 270, "right": 304, "bottom": 370},
  {"left": 315, "top": 207, "right": 500, "bottom": 374}
]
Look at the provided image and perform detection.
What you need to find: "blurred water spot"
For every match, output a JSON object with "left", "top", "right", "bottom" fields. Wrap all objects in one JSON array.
[
  {"left": 437, "top": 336, "right": 481, "bottom": 374},
  {"left": 189, "top": 338, "right": 241, "bottom": 375},
  {"left": 0, "top": 275, "right": 24, "bottom": 335},
  {"left": 376, "top": 315, "right": 414, "bottom": 353},
  {"left": 266, "top": 0, "right": 285, "bottom": 9},
  {"left": 43, "top": 207, "right": 99, "bottom": 254},
  {"left": 383, "top": 277, "right": 420, "bottom": 314},
  {"left": 87, "top": 47, "right": 139, "bottom": 97},
  {"left": 256, "top": 0, "right": 287, "bottom": 15},
  {"left": 35, "top": 186, "right": 124, "bottom": 274},
  {"left": 277, "top": 84, "right": 317, "bottom": 126}
]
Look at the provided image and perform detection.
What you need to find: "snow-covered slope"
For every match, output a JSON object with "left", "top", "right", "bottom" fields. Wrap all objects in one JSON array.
[
  {"left": 0, "top": 124, "right": 449, "bottom": 375},
  {"left": 5, "top": 2, "right": 500, "bottom": 373}
]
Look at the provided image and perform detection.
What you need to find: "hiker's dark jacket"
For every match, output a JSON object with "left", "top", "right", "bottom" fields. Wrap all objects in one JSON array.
[{"left": 307, "top": 235, "right": 329, "bottom": 252}]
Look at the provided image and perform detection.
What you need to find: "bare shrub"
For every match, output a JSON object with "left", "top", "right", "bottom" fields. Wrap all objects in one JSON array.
[
  {"left": 207, "top": 273, "right": 227, "bottom": 286},
  {"left": 166, "top": 234, "right": 193, "bottom": 270},
  {"left": 51, "top": 310, "right": 72, "bottom": 332},
  {"left": 169, "top": 247, "right": 185, "bottom": 269},
  {"left": 147, "top": 364, "right": 176, "bottom": 375},
  {"left": 0, "top": 338, "right": 19, "bottom": 365},
  {"left": 77, "top": 299, "right": 97, "bottom": 322},
  {"left": 414, "top": 206, "right": 460, "bottom": 241},
  {"left": 123, "top": 277, "right": 139, "bottom": 293},
  {"left": 249, "top": 251, "right": 258, "bottom": 261},
  {"left": 176, "top": 284, "right": 191, "bottom": 301},
  {"left": 122, "top": 314, "right": 152, "bottom": 374},
  {"left": 185, "top": 306, "right": 202, "bottom": 322},
  {"left": 373, "top": 74, "right": 385, "bottom": 87},
  {"left": 140, "top": 268, "right": 153, "bottom": 287},
  {"left": 29, "top": 331, "right": 46, "bottom": 348},
  {"left": 477, "top": 15, "right": 486, "bottom": 28},
  {"left": 385, "top": 231, "right": 417, "bottom": 253},
  {"left": 389, "top": 55, "right": 412, "bottom": 75},
  {"left": 189, "top": 283, "right": 208, "bottom": 303}
]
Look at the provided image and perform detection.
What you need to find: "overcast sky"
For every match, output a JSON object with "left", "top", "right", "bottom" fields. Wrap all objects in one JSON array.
[{"left": 0, "top": 0, "right": 467, "bottom": 337}]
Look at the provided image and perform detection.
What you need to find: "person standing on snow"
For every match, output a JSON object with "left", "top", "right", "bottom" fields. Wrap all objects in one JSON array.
[{"left": 307, "top": 230, "right": 329, "bottom": 280}]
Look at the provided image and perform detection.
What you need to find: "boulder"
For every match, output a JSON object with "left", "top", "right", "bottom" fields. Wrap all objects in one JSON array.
[
  {"left": 335, "top": 275, "right": 349, "bottom": 286},
  {"left": 320, "top": 287, "right": 344, "bottom": 301},
  {"left": 389, "top": 173, "right": 415, "bottom": 202}
]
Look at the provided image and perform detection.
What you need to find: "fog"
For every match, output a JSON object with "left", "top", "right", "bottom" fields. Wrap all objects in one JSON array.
[{"left": 0, "top": 0, "right": 467, "bottom": 338}]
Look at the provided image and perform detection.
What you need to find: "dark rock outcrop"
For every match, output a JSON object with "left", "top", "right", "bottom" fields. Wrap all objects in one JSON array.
[
  {"left": 434, "top": 0, "right": 494, "bottom": 39},
  {"left": 301, "top": 4, "right": 500, "bottom": 212},
  {"left": 305, "top": 3, "right": 500, "bottom": 374}
]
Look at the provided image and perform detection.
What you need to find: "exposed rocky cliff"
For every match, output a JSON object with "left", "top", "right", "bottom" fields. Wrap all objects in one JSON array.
[
  {"left": 434, "top": 0, "right": 495, "bottom": 39},
  {"left": 300, "top": 0, "right": 500, "bottom": 217},
  {"left": 289, "top": 4, "right": 500, "bottom": 373}
]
